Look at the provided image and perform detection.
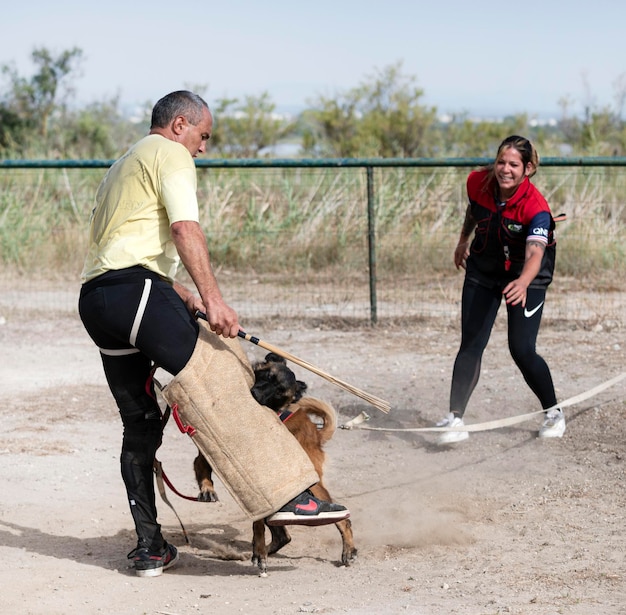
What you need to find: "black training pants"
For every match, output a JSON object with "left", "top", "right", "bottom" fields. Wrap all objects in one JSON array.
[
  {"left": 450, "top": 276, "right": 557, "bottom": 417},
  {"left": 79, "top": 267, "right": 199, "bottom": 551}
]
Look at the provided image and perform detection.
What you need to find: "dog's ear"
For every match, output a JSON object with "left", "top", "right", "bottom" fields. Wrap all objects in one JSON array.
[
  {"left": 265, "top": 352, "right": 286, "bottom": 365},
  {"left": 293, "top": 379, "right": 307, "bottom": 402}
]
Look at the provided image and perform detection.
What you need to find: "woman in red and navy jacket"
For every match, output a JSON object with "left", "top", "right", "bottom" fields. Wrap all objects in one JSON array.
[{"left": 437, "top": 135, "right": 565, "bottom": 444}]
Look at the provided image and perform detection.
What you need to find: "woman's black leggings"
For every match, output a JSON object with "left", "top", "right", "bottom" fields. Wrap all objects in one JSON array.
[
  {"left": 79, "top": 267, "right": 199, "bottom": 551},
  {"left": 450, "top": 276, "right": 556, "bottom": 417}
]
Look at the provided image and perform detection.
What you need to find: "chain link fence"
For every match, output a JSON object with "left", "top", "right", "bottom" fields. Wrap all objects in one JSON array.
[{"left": 1, "top": 158, "right": 625, "bottom": 328}]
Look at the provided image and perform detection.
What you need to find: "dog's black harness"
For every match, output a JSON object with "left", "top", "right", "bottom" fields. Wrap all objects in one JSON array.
[{"left": 278, "top": 409, "right": 294, "bottom": 422}]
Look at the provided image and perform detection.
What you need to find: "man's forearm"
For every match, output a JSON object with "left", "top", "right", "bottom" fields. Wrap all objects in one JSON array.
[{"left": 170, "top": 220, "right": 223, "bottom": 304}]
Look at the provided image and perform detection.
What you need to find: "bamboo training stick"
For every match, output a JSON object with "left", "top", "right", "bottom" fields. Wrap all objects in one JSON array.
[{"left": 195, "top": 312, "right": 391, "bottom": 413}]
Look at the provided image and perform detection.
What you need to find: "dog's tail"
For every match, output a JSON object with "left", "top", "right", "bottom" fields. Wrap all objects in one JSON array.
[{"left": 292, "top": 397, "right": 337, "bottom": 444}]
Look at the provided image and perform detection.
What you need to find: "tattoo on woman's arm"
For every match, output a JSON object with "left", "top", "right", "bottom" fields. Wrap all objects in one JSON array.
[
  {"left": 461, "top": 207, "right": 476, "bottom": 238},
  {"left": 527, "top": 240, "right": 546, "bottom": 252}
]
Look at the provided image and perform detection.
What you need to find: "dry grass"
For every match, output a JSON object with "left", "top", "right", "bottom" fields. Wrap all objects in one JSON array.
[{"left": 0, "top": 165, "right": 624, "bottom": 322}]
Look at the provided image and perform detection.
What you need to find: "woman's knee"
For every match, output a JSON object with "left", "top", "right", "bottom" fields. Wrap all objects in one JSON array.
[{"left": 508, "top": 339, "right": 536, "bottom": 367}]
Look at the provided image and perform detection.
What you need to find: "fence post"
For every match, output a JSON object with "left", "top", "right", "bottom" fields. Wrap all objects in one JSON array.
[{"left": 366, "top": 166, "right": 377, "bottom": 324}]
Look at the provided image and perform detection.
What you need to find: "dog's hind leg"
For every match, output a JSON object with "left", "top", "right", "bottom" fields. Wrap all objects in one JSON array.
[
  {"left": 251, "top": 521, "right": 291, "bottom": 576},
  {"left": 193, "top": 453, "right": 219, "bottom": 502},
  {"left": 251, "top": 519, "right": 269, "bottom": 575},
  {"left": 335, "top": 518, "right": 357, "bottom": 566},
  {"left": 309, "top": 482, "right": 357, "bottom": 566},
  {"left": 267, "top": 525, "right": 291, "bottom": 555}
]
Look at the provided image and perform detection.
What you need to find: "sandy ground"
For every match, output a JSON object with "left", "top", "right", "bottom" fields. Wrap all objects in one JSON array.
[{"left": 0, "top": 298, "right": 625, "bottom": 615}]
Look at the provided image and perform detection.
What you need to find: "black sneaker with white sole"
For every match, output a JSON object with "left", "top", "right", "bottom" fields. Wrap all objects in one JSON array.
[
  {"left": 128, "top": 542, "right": 179, "bottom": 577},
  {"left": 266, "top": 490, "right": 350, "bottom": 527}
]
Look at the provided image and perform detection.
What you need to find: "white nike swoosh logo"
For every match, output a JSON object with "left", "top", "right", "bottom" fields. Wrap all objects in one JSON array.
[{"left": 524, "top": 301, "right": 544, "bottom": 318}]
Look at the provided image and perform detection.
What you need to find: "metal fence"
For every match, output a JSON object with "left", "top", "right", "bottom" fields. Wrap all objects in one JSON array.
[{"left": 1, "top": 157, "right": 625, "bottom": 327}]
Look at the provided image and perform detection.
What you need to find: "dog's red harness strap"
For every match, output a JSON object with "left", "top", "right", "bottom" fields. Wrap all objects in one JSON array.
[{"left": 171, "top": 403, "right": 197, "bottom": 437}]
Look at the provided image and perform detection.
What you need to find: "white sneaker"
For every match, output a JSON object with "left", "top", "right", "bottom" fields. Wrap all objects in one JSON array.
[
  {"left": 538, "top": 407, "right": 566, "bottom": 438},
  {"left": 436, "top": 412, "right": 469, "bottom": 445}
]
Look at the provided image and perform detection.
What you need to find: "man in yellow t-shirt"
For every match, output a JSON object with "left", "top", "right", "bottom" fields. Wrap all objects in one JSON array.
[
  {"left": 78, "top": 90, "right": 348, "bottom": 579},
  {"left": 82, "top": 132, "right": 201, "bottom": 284}
]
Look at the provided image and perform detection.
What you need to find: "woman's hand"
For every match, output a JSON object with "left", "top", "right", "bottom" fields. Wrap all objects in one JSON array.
[
  {"left": 454, "top": 241, "right": 470, "bottom": 270},
  {"left": 503, "top": 278, "right": 529, "bottom": 306},
  {"left": 504, "top": 241, "right": 545, "bottom": 306}
]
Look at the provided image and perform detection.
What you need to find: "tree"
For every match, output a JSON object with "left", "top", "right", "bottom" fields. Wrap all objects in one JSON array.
[
  {"left": 300, "top": 97, "right": 362, "bottom": 157},
  {"left": 0, "top": 104, "right": 34, "bottom": 153},
  {"left": 1, "top": 46, "right": 83, "bottom": 145},
  {"left": 209, "top": 92, "right": 294, "bottom": 158},
  {"left": 612, "top": 73, "right": 626, "bottom": 122},
  {"left": 61, "top": 96, "right": 144, "bottom": 159},
  {"left": 353, "top": 63, "right": 438, "bottom": 157},
  {"left": 439, "top": 113, "right": 531, "bottom": 157},
  {"left": 303, "top": 62, "right": 438, "bottom": 157},
  {"left": 555, "top": 78, "right": 626, "bottom": 155}
]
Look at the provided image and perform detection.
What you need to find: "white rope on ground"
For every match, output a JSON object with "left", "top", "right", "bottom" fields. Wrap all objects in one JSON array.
[{"left": 340, "top": 372, "right": 626, "bottom": 433}]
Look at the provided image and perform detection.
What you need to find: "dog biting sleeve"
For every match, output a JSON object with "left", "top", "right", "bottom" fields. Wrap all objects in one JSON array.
[{"left": 161, "top": 320, "right": 319, "bottom": 520}]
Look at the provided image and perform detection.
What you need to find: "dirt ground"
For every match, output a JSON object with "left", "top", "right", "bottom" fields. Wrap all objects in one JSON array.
[{"left": 0, "top": 294, "right": 625, "bottom": 615}]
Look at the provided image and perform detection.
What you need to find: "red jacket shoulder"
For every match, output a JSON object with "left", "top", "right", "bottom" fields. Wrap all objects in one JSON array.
[
  {"left": 513, "top": 180, "right": 551, "bottom": 217},
  {"left": 467, "top": 169, "right": 493, "bottom": 207}
]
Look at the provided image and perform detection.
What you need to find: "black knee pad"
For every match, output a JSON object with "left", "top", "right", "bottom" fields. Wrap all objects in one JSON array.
[{"left": 121, "top": 410, "right": 164, "bottom": 467}]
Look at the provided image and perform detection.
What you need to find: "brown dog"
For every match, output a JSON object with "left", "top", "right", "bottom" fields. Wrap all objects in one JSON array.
[{"left": 193, "top": 352, "right": 357, "bottom": 574}]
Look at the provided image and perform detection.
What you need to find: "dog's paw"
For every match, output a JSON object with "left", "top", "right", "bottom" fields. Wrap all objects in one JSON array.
[
  {"left": 197, "top": 489, "right": 219, "bottom": 503},
  {"left": 341, "top": 547, "right": 358, "bottom": 567},
  {"left": 251, "top": 554, "right": 268, "bottom": 577}
]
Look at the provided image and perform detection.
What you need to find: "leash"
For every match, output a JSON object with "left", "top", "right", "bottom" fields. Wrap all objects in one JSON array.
[
  {"left": 147, "top": 369, "right": 204, "bottom": 543},
  {"left": 153, "top": 460, "right": 191, "bottom": 544},
  {"left": 153, "top": 460, "right": 199, "bottom": 503},
  {"left": 340, "top": 372, "right": 626, "bottom": 432}
]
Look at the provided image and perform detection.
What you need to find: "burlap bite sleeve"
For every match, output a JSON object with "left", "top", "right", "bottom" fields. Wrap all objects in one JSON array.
[{"left": 161, "top": 320, "right": 319, "bottom": 520}]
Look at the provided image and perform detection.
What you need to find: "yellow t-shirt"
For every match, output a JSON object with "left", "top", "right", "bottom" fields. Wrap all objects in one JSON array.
[{"left": 81, "top": 134, "right": 199, "bottom": 283}]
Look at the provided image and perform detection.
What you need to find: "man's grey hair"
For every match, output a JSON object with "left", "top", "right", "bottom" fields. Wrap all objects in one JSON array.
[{"left": 150, "top": 90, "right": 209, "bottom": 128}]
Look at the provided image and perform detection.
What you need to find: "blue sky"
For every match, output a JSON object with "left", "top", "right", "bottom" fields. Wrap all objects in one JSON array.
[{"left": 2, "top": 0, "right": 625, "bottom": 118}]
